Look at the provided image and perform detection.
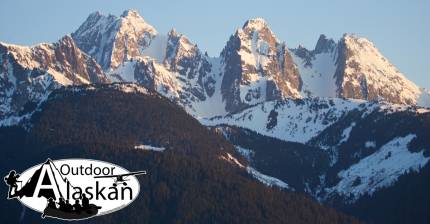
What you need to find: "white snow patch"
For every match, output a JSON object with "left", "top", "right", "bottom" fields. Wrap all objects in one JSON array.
[
  {"left": 221, "top": 153, "right": 245, "bottom": 168},
  {"left": 108, "top": 61, "right": 137, "bottom": 82},
  {"left": 292, "top": 52, "right": 338, "bottom": 98},
  {"left": 235, "top": 146, "right": 254, "bottom": 161},
  {"left": 338, "top": 122, "right": 356, "bottom": 145},
  {"left": 417, "top": 89, "right": 430, "bottom": 108},
  {"left": 365, "top": 141, "right": 376, "bottom": 148},
  {"left": 141, "top": 35, "right": 168, "bottom": 63},
  {"left": 202, "top": 98, "right": 370, "bottom": 143},
  {"left": 247, "top": 167, "right": 290, "bottom": 189},
  {"left": 134, "top": 144, "right": 165, "bottom": 152},
  {"left": 417, "top": 108, "right": 430, "bottom": 114},
  {"left": 75, "top": 74, "right": 91, "bottom": 84},
  {"left": 115, "top": 83, "right": 148, "bottom": 94},
  {"left": 328, "top": 134, "right": 429, "bottom": 201},
  {"left": 46, "top": 69, "right": 73, "bottom": 86},
  {"left": 184, "top": 57, "right": 227, "bottom": 118}
]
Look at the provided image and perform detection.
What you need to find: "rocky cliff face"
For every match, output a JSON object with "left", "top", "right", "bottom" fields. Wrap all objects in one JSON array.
[
  {"left": 0, "top": 35, "right": 107, "bottom": 120},
  {"left": 292, "top": 34, "right": 427, "bottom": 106},
  {"left": 105, "top": 28, "right": 222, "bottom": 117},
  {"left": 2, "top": 10, "right": 429, "bottom": 122},
  {"left": 163, "top": 29, "right": 215, "bottom": 99},
  {"left": 1, "top": 10, "right": 430, "bottom": 224},
  {"left": 220, "top": 18, "right": 302, "bottom": 112},
  {"left": 72, "top": 10, "right": 158, "bottom": 70},
  {"left": 73, "top": 10, "right": 222, "bottom": 116},
  {"left": 336, "top": 34, "right": 422, "bottom": 105},
  {"left": 72, "top": 11, "right": 429, "bottom": 114}
]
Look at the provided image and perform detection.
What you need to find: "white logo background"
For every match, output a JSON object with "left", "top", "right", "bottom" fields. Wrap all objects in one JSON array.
[{"left": 16, "top": 159, "right": 141, "bottom": 217}]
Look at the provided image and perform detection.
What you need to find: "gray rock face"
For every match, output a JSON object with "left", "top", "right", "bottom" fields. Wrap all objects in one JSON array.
[
  {"left": 291, "top": 45, "right": 313, "bottom": 68},
  {"left": 277, "top": 43, "right": 303, "bottom": 97},
  {"left": 164, "top": 29, "right": 214, "bottom": 99},
  {"left": 72, "top": 10, "right": 426, "bottom": 112},
  {"left": 72, "top": 10, "right": 219, "bottom": 112},
  {"left": 72, "top": 10, "right": 157, "bottom": 70},
  {"left": 336, "top": 34, "right": 421, "bottom": 105},
  {"left": 3, "top": 9, "right": 425, "bottom": 125},
  {"left": 220, "top": 34, "right": 245, "bottom": 112},
  {"left": 314, "top": 34, "right": 337, "bottom": 55},
  {"left": 220, "top": 18, "right": 302, "bottom": 113},
  {"left": 0, "top": 36, "right": 108, "bottom": 119},
  {"left": 107, "top": 28, "right": 220, "bottom": 115},
  {"left": 292, "top": 33, "right": 423, "bottom": 105}
]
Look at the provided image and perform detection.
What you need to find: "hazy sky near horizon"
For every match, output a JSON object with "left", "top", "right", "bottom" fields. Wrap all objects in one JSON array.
[{"left": 1, "top": 0, "right": 429, "bottom": 87}]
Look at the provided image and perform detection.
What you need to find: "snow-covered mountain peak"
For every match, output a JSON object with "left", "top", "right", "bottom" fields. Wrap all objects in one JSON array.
[
  {"left": 56, "top": 34, "right": 76, "bottom": 47},
  {"left": 86, "top": 11, "right": 104, "bottom": 21},
  {"left": 0, "top": 36, "right": 108, "bottom": 120},
  {"left": 342, "top": 33, "right": 371, "bottom": 44},
  {"left": 165, "top": 29, "right": 196, "bottom": 62},
  {"left": 121, "top": 9, "right": 142, "bottom": 18},
  {"left": 219, "top": 17, "right": 301, "bottom": 112},
  {"left": 167, "top": 28, "right": 192, "bottom": 46},
  {"left": 291, "top": 33, "right": 426, "bottom": 106},
  {"left": 118, "top": 9, "right": 157, "bottom": 36},
  {"left": 0, "top": 35, "right": 104, "bottom": 81},
  {"left": 72, "top": 10, "right": 158, "bottom": 70},
  {"left": 242, "top": 18, "right": 269, "bottom": 31},
  {"left": 238, "top": 17, "right": 277, "bottom": 44},
  {"left": 105, "top": 26, "right": 222, "bottom": 118},
  {"left": 168, "top": 28, "right": 179, "bottom": 37},
  {"left": 341, "top": 33, "right": 380, "bottom": 55},
  {"left": 337, "top": 33, "right": 421, "bottom": 105}
]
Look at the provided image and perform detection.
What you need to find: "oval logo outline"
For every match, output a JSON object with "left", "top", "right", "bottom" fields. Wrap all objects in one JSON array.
[{"left": 7, "top": 158, "right": 142, "bottom": 221}]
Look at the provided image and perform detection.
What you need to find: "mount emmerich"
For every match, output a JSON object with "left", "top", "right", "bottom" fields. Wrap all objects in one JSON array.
[
  {"left": 2, "top": 10, "right": 430, "bottom": 224},
  {"left": 1, "top": 10, "right": 429, "bottom": 122}
]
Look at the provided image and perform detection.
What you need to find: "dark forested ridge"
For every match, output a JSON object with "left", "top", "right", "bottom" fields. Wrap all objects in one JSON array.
[
  {"left": 215, "top": 107, "right": 430, "bottom": 224},
  {"left": 0, "top": 84, "right": 360, "bottom": 224},
  {"left": 216, "top": 125, "right": 330, "bottom": 192}
]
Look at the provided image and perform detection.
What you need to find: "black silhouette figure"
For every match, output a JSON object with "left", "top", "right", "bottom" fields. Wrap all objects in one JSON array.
[
  {"left": 42, "top": 194, "right": 101, "bottom": 220},
  {"left": 65, "top": 200, "right": 73, "bottom": 212},
  {"left": 81, "top": 193, "right": 90, "bottom": 209},
  {"left": 58, "top": 197, "right": 67, "bottom": 211},
  {"left": 42, "top": 198, "right": 57, "bottom": 218},
  {"left": 4, "top": 170, "right": 20, "bottom": 199},
  {"left": 47, "top": 198, "right": 57, "bottom": 209},
  {"left": 73, "top": 199, "right": 82, "bottom": 213},
  {"left": 12, "top": 160, "right": 61, "bottom": 199},
  {"left": 5, "top": 159, "right": 102, "bottom": 220}
]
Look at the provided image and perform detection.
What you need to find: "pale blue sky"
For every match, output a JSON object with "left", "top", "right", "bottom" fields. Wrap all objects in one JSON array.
[{"left": 0, "top": 0, "right": 429, "bottom": 87}]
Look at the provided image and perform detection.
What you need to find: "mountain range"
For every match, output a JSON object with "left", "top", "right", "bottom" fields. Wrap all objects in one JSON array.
[{"left": 1, "top": 9, "right": 430, "bottom": 223}]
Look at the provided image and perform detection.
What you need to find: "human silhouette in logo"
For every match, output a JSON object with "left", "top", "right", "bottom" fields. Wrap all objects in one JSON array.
[
  {"left": 73, "top": 199, "right": 82, "bottom": 213},
  {"left": 42, "top": 197, "right": 57, "bottom": 218},
  {"left": 81, "top": 193, "right": 90, "bottom": 209},
  {"left": 6, "top": 159, "right": 105, "bottom": 220},
  {"left": 58, "top": 197, "right": 67, "bottom": 211},
  {"left": 47, "top": 198, "right": 57, "bottom": 209},
  {"left": 65, "top": 199, "right": 73, "bottom": 212},
  {"left": 9, "top": 160, "right": 62, "bottom": 199},
  {"left": 4, "top": 170, "right": 20, "bottom": 199}
]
